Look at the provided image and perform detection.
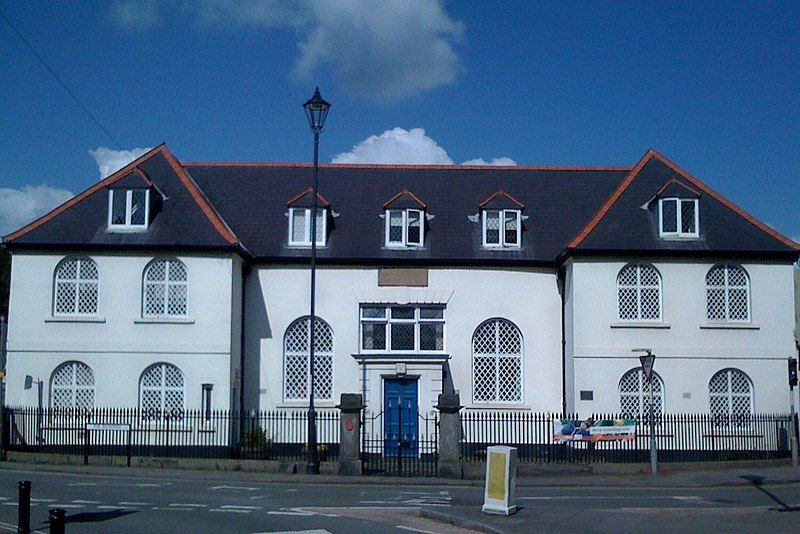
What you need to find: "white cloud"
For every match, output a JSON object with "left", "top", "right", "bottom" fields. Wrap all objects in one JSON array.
[
  {"left": 333, "top": 128, "right": 453, "bottom": 164},
  {"left": 110, "top": 0, "right": 464, "bottom": 99},
  {"left": 109, "top": 0, "right": 162, "bottom": 30},
  {"left": 332, "top": 127, "right": 516, "bottom": 167},
  {"left": 89, "top": 147, "right": 152, "bottom": 179},
  {"left": 0, "top": 185, "right": 74, "bottom": 236},
  {"left": 461, "top": 157, "right": 518, "bottom": 166}
]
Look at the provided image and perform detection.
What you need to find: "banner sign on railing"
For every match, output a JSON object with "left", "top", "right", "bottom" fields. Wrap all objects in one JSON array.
[{"left": 553, "top": 418, "right": 636, "bottom": 442}]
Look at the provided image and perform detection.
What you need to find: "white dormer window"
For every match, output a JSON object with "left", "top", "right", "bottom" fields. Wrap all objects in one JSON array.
[
  {"left": 659, "top": 198, "right": 698, "bottom": 238},
  {"left": 288, "top": 207, "right": 326, "bottom": 246},
  {"left": 482, "top": 209, "right": 521, "bottom": 248},
  {"left": 386, "top": 208, "right": 424, "bottom": 247},
  {"left": 108, "top": 189, "right": 149, "bottom": 230}
]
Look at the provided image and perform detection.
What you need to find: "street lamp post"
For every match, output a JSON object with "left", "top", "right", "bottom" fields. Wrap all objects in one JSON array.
[
  {"left": 303, "top": 87, "right": 331, "bottom": 475},
  {"left": 633, "top": 348, "right": 657, "bottom": 476}
]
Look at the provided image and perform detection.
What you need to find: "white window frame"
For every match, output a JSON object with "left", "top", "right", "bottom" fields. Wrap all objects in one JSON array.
[
  {"left": 360, "top": 305, "right": 445, "bottom": 353},
  {"left": 53, "top": 257, "right": 99, "bottom": 317},
  {"left": 139, "top": 363, "right": 185, "bottom": 420},
  {"left": 385, "top": 208, "right": 424, "bottom": 248},
  {"left": 288, "top": 207, "right": 327, "bottom": 246},
  {"left": 108, "top": 189, "right": 150, "bottom": 231},
  {"left": 616, "top": 264, "right": 663, "bottom": 322},
  {"left": 142, "top": 259, "right": 188, "bottom": 318},
  {"left": 50, "top": 361, "right": 95, "bottom": 410},
  {"left": 482, "top": 209, "right": 521, "bottom": 248},
  {"left": 618, "top": 368, "right": 664, "bottom": 420},
  {"left": 708, "top": 368, "right": 754, "bottom": 425},
  {"left": 658, "top": 197, "right": 699, "bottom": 238},
  {"left": 471, "top": 318, "right": 523, "bottom": 405},
  {"left": 705, "top": 264, "right": 750, "bottom": 323},
  {"left": 283, "top": 317, "right": 334, "bottom": 402}
]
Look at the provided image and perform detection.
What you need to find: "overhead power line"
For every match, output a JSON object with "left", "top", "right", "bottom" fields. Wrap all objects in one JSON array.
[{"left": 0, "top": 9, "right": 121, "bottom": 148}]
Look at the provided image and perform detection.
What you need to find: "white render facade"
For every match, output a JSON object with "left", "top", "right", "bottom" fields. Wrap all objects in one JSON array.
[{"left": 3, "top": 146, "right": 799, "bottom": 420}]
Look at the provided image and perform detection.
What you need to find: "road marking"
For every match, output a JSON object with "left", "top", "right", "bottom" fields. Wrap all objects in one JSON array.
[
  {"left": 68, "top": 482, "right": 99, "bottom": 487},
  {"left": 517, "top": 495, "right": 701, "bottom": 501},
  {"left": 119, "top": 501, "right": 152, "bottom": 506},
  {"left": 0, "top": 503, "right": 17, "bottom": 507},
  {"left": 210, "top": 509, "right": 251, "bottom": 513},
  {"left": 169, "top": 503, "right": 207, "bottom": 508},
  {"left": 31, "top": 498, "right": 56, "bottom": 503},
  {"left": 153, "top": 507, "right": 195, "bottom": 512},
  {"left": 134, "top": 483, "right": 171, "bottom": 487},
  {"left": 72, "top": 500, "right": 102, "bottom": 504},
  {"left": 50, "top": 504, "right": 85, "bottom": 509},
  {"left": 221, "top": 505, "right": 262, "bottom": 510},
  {"left": 396, "top": 526, "right": 441, "bottom": 534},
  {"left": 360, "top": 500, "right": 393, "bottom": 504},
  {"left": 267, "top": 511, "right": 316, "bottom": 516},
  {"left": 0, "top": 520, "right": 45, "bottom": 533},
  {"left": 98, "top": 505, "right": 132, "bottom": 510},
  {"left": 209, "top": 485, "right": 260, "bottom": 491},
  {"left": 252, "top": 531, "right": 332, "bottom": 534}
]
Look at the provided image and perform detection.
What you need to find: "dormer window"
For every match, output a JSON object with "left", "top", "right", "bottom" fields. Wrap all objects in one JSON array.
[
  {"left": 289, "top": 207, "right": 327, "bottom": 246},
  {"left": 383, "top": 189, "right": 427, "bottom": 248},
  {"left": 386, "top": 208, "right": 424, "bottom": 247},
  {"left": 478, "top": 189, "right": 525, "bottom": 249},
  {"left": 108, "top": 189, "right": 149, "bottom": 230},
  {"left": 286, "top": 187, "right": 331, "bottom": 247},
  {"left": 483, "top": 210, "right": 521, "bottom": 247},
  {"left": 659, "top": 198, "right": 698, "bottom": 238}
]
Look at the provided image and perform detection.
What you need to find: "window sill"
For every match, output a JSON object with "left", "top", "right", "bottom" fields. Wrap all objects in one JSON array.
[
  {"left": 134, "top": 317, "right": 195, "bottom": 324},
  {"left": 610, "top": 322, "right": 671, "bottom": 329},
  {"left": 287, "top": 243, "right": 327, "bottom": 248},
  {"left": 481, "top": 245, "right": 521, "bottom": 250},
  {"left": 106, "top": 226, "right": 148, "bottom": 233},
  {"left": 45, "top": 316, "right": 106, "bottom": 323},
  {"left": 700, "top": 322, "right": 760, "bottom": 330}
]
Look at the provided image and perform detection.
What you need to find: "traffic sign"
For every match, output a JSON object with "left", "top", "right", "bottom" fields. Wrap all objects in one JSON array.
[{"left": 639, "top": 354, "right": 655, "bottom": 382}]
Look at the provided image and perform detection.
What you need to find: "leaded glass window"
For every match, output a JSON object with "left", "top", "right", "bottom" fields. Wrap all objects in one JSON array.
[
  {"left": 284, "top": 317, "right": 333, "bottom": 402},
  {"left": 706, "top": 265, "right": 750, "bottom": 322},
  {"left": 288, "top": 208, "right": 326, "bottom": 246},
  {"left": 617, "top": 264, "right": 661, "bottom": 321},
  {"left": 140, "top": 363, "right": 185, "bottom": 420},
  {"left": 143, "top": 259, "right": 188, "bottom": 317},
  {"left": 659, "top": 197, "right": 698, "bottom": 238},
  {"left": 709, "top": 368, "right": 753, "bottom": 427},
  {"left": 619, "top": 368, "right": 663, "bottom": 422},
  {"left": 53, "top": 258, "right": 99, "bottom": 316},
  {"left": 50, "top": 361, "right": 95, "bottom": 409},
  {"left": 385, "top": 209, "right": 424, "bottom": 247},
  {"left": 482, "top": 210, "right": 521, "bottom": 248},
  {"left": 472, "top": 319, "right": 523, "bottom": 403},
  {"left": 360, "top": 305, "right": 444, "bottom": 353},
  {"left": 108, "top": 189, "right": 149, "bottom": 230}
]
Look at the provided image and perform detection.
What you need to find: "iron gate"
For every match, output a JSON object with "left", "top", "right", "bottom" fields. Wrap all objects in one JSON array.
[{"left": 361, "top": 404, "right": 438, "bottom": 476}]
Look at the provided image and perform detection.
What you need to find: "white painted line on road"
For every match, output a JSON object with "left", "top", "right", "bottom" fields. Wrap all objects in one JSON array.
[
  {"left": 267, "top": 510, "right": 315, "bottom": 516},
  {"left": 210, "top": 509, "right": 251, "bottom": 513},
  {"left": 98, "top": 505, "right": 132, "bottom": 510},
  {"left": 31, "top": 498, "right": 56, "bottom": 503},
  {"left": 50, "top": 504, "right": 85, "bottom": 509},
  {"left": 221, "top": 505, "right": 262, "bottom": 510},
  {"left": 72, "top": 500, "right": 102, "bottom": 504},
  {"left": 119, "top": 501, "right": 152, "bottom": 506},
  {"left": 518, "top": 495, "right": 701, "bottom": 501},
  {"left": 0, "top": 503, "right": 17, "bottom": 507},
  {"left": 169, "top": 503, "right": 207, "bottom": 508},
  {"left": 153, "top": 507, "right": 195, "bottom": 512},
  {"left": 0, "top": 519, "right": 46, "bottom": 533},
  {"left": 396, "top": 526, "right": 441, "bottom": 534},
  {"left": 134, "top": 483, "right": 171, "bottom": 487},
  {"left": 68, "top": 482, "right": 99, "bottom": 487},
  {"left": 209, "top": 485, "right": 260, "bottom": 491},
  {"left": 252, "top": 530, "right": 332, "bottom": 534},
  {"left": 360, "top": 500, "right": 393, "bottom": 504},
  {"left": 0, "top": 497, "right": 8, "bottom": 501}
]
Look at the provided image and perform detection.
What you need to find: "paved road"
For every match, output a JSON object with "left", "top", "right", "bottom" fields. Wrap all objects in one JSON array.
[{"left": 0, "top": 466, "right": 798, "bottom": 533}]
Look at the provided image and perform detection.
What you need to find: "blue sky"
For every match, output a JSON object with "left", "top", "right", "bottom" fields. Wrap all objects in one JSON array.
[{"left": 1, "top": 1, "right": 798, "bottom": 242}]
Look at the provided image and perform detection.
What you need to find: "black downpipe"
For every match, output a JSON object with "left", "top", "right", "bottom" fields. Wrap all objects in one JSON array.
[
  {"left": 558, "top": 266, "right": 567, "bottom": 415},
  {"left": 238, "top": 261, "right": 249, "bottom": 441}
]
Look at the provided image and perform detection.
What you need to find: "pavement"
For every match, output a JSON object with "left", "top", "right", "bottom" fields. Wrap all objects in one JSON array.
[{"left": 2, "top": 459, "right": 800, "bottom": 533}]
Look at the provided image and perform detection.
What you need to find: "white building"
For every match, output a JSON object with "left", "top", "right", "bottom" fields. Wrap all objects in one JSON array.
[{"left": 3, "top": 146, "right": 798, "bottom": 422}]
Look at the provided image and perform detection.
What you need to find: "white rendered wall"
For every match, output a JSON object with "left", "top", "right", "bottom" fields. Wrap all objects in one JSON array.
[
  {"left": 567, "top": 258, "right": 797, "bottom": 416},
  {"left": 247, "top": 266, "right": 563, "bottom": 414},
  {"left": 5, "top": 252, "right": 237, "bottom": 410}
]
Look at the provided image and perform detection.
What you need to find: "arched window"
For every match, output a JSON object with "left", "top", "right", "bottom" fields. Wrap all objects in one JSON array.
[
  {"left": 143, "top": 259, "right": 188, "bottom": 317},
  {"left": 706, "top": 265, "right": 750, "bottom": 322},
  {"left": 617, "top": 264, "right": 661, "bottom": 321},
  {"left": 619, "top": 368, "right": 663, "bottom": 420},
  {"left": 472, "top": 319, "right": 523, "bottom": 403},
  {"left": 283, "top": 317, "right": 333, "bottom": 402},
  {"left": 709, "top": 368, "right": 753, "bottom": 424},
  {"left": 140, "top": 363, "right": 185, "bottom": 418},
  {"left": 53, "top": 258, "right": 98, "bottom": 316},
  {"left": 50, "top": 361, "right": 95, "bottom": 409}
]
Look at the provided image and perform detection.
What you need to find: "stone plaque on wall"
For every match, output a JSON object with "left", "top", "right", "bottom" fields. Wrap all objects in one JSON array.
[{"left": 378, "top": 268, "right": 428, "bottom": 287}]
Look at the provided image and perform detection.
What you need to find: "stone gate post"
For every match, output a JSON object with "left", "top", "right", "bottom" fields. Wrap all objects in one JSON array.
[
  {"left": 336, "top": 393, "right": 364, "bottom": 476},
  {"left": 436, "top": 392, "right": 463, "bottom": 478}
]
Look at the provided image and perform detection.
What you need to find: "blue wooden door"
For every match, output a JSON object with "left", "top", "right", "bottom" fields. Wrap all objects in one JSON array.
[{"left": 384, "top": 378, "right": 419, "bottom": 458}]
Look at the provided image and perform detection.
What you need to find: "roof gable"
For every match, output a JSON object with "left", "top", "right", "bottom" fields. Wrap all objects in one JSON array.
[
  {"left": 3, "top": 145, "right": 240, "bottom": 249},
  {"left": 655, "top": 178, "right": 701, "bottom": 199},
  {"left": 286, "top": 187, "right": 330, "bottom": 208},
  {"left": 382, "top": 188, "right": 427, "bottom": 210},
  {"left": 569, "top": 150, "right": 800, "bottom": 254},
  {"left": 479, "top": 189, "right": 525, "bottom": 210}
]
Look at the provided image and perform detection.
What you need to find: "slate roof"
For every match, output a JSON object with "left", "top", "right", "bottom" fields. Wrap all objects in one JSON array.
[{"left": 4, "top": 146, "right": 799, "bottom": 264}]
